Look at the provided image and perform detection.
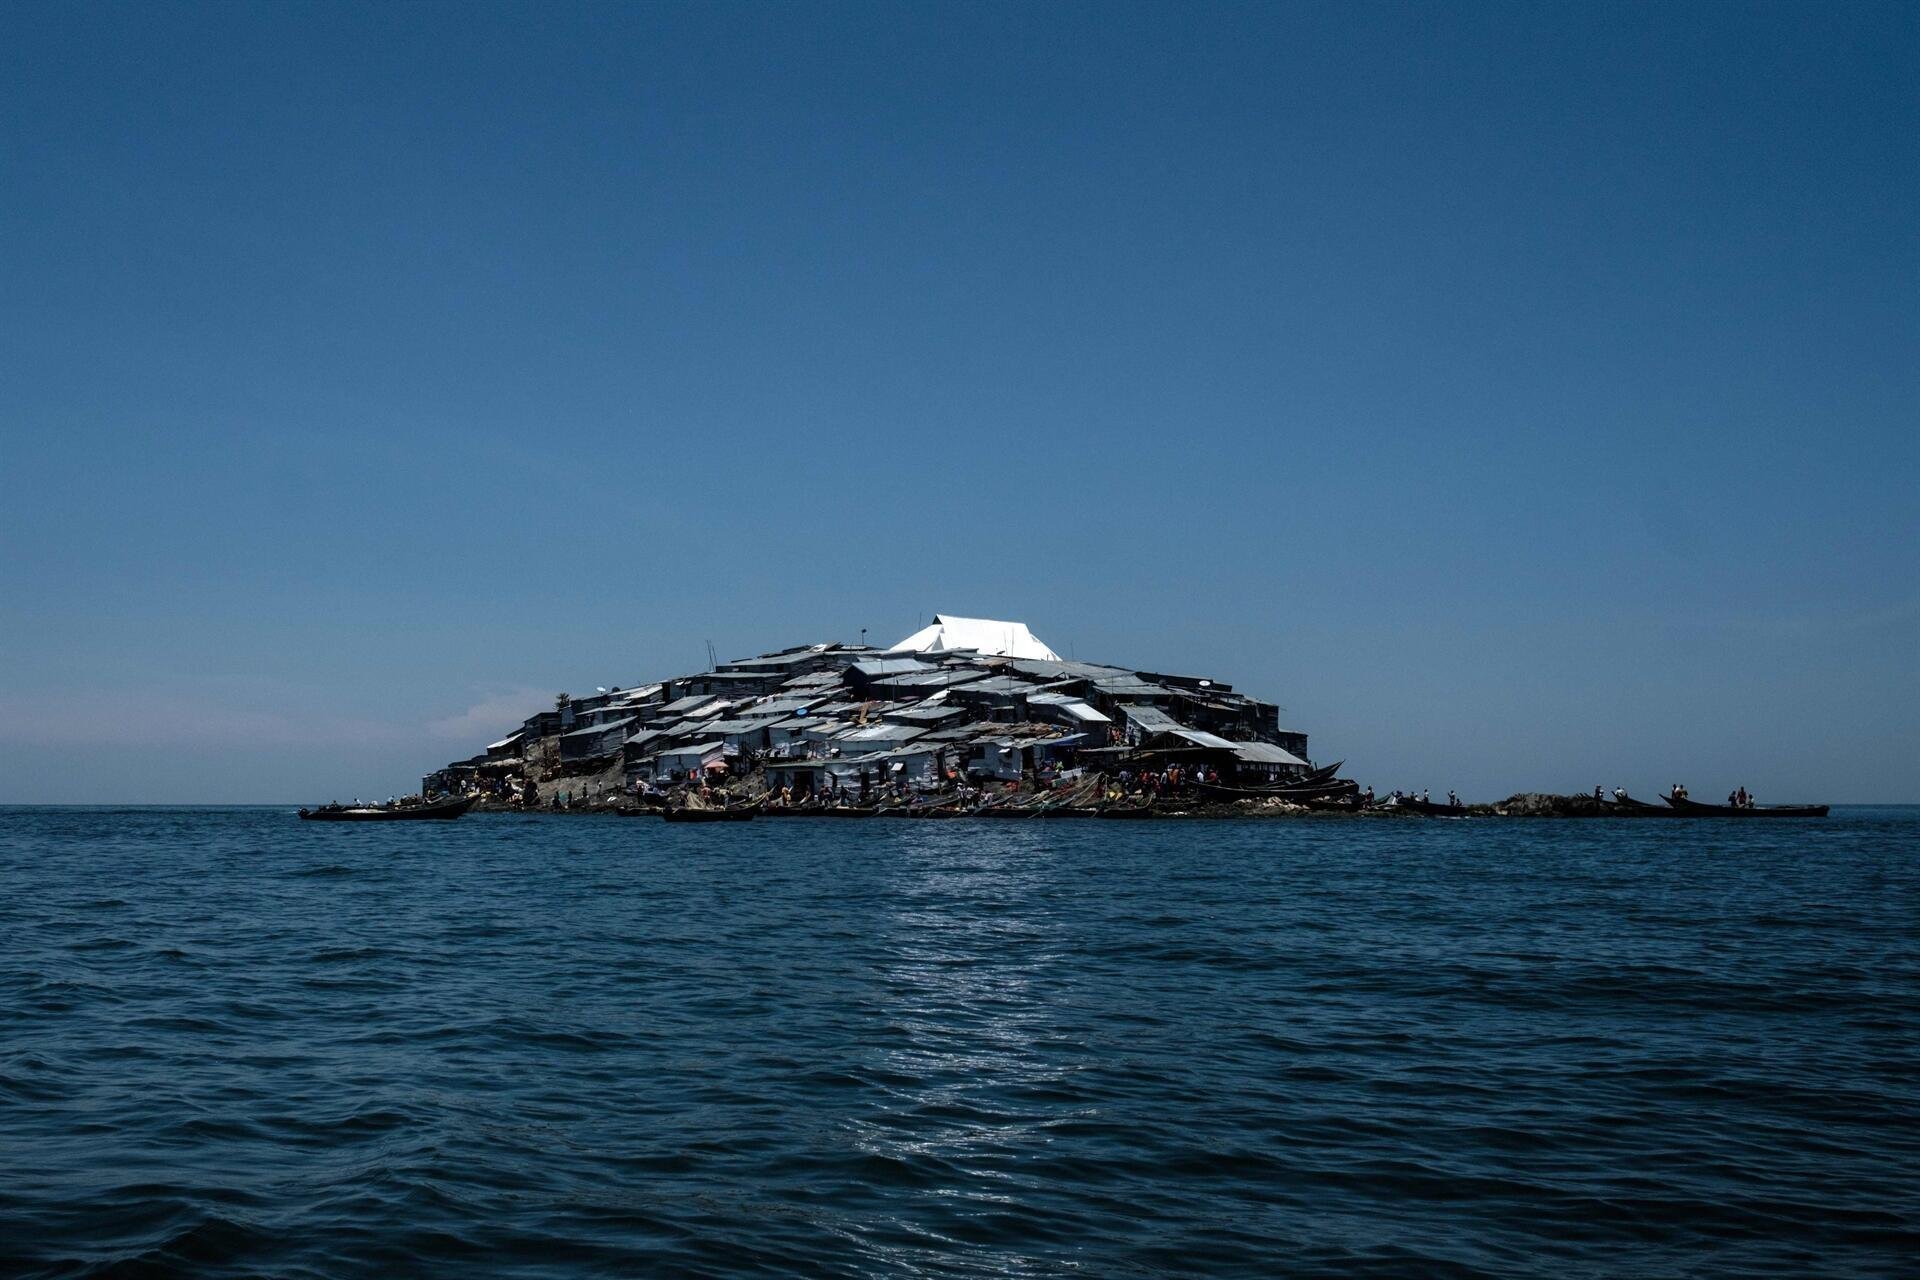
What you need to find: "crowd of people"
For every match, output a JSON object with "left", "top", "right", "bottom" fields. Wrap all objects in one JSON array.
[
  {"left": 1662, "top": 783, "right": 1759, "bottom": 808},
  {"left": 1112, "top": 764, "right": 1226, "bottom": 798}
]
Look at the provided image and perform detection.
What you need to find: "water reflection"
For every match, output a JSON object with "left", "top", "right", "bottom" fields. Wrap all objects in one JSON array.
[{"left": 853, "top": 824, "right": 1084, "bottom": 1260}]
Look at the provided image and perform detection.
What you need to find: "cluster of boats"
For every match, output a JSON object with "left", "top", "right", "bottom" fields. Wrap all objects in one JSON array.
[
  {"left": 1192, "top": 761, "right": 1363, "bottom": 808},
  {"left": 1614, "top": 792, "right": 1829, "bottom": 818},
  {"left": 296, "top": 765, "right": 1827, "bottom": 823},
  {"left": 628, "top": 760, "right": 1363, "bottom": 822},
  {"left": 637, "top": 799, "right": 1156, "bottom": 822}
]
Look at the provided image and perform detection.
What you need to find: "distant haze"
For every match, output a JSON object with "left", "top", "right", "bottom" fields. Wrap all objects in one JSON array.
[{"left": 2, "top": 3, "right": 1914, "bottom": 803}]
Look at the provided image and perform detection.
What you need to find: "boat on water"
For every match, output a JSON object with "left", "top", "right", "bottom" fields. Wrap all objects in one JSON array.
[
  {"left": 759, "top": 805, "right": 878, "bottom": 818},
  {"left": 298, "top": 796, "right": 477, "bottom": 822},
  {"left": 1097, "top": 805, "right": 1155, "bottom": 819},
  {"left": 878, "top": 803, "right": 966, "bottom": 819},
  {"left": 1663, "top": 793, "right": 1829, "bottom": 818},
  {"left": 1392, "top": 795, "right": 1470, "bottom": 817},
  {"left": 1607, "top": 794, "right": 1680, "bottom": 817},
  {"left": 663, "top": 805, "right": 754, "bottom": 822}
]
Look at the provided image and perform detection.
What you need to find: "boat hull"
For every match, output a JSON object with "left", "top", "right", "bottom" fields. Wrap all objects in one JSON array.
[
  {"left": 1198, "top": 779, "right": 1359, "bottom": 802},
  {"left": 663, "top": 807, "right": 754, "bottom": 822},
  {"left": 1394, "top": 798, "right": 1469, "bottom": 817},
  {"left": 298, "top": 796, "right": 477, "bottom": 821},
  {"left": 1293, "top": 760, "right": 1344, "bottom": 787},
  {"left": 1663, "top": 795, "right": 1828, "bottom": 818},
  {"left": 759, "top": 806, "right": 877, "bottom": 818},
  {"left": 1609, "top": 796, "right": 1681, "bottom": 817}
]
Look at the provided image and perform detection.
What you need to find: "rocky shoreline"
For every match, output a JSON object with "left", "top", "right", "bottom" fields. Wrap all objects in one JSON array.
[{"left": 461, "top": 791, "right": 1645, "bottom": 820}]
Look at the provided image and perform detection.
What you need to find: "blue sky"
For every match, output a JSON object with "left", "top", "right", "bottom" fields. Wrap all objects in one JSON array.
[{"left": 2, "top": 1, "right": 1914, "bottom": 802}]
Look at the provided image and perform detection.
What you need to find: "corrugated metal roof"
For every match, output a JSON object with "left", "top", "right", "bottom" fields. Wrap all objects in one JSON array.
[
  {"left": 657, "top": 740, "right": 727, "bottom": 758},
  {"left": 884, "top": 704, "right": 968, "bottom": 723},
  {"left": 1233, "top": 742, "right": 1310, "bottom": 766},
  {"left": 850, "top": 658, "right": 937, "bottom": 678},
  {"left": 870, "top": 669, "right": 987, "bottom": 689},
  {"left": 700, "top": 719, "right": 766, "bottom": 735},
  {"left": 736, "top": 698, "right": 821, "bottom": 718},
  {"left": 657, "top": 694, "right": 721, "bottom": 714},
  {"left": 1167, "top": 728, "right": 1240, "bottom": 751},
  {"left": 949, "top": 676, "right": 1037, "bottom": 696},
  {"left": 834, "top": 723, "right": 927, "bottom": 743},
  {"left": 623, "top": 727, "right": 673, "bottom": 748},
  {"left": 1028, "top": 693, "right": 1112, "bottom": 723},
  {"left": 1094, "top": 677, "right": 1171, "bottom": 698},
  {"left": 721, "top": 645, "right": 835, "bottom": 668},
  {"left": 560, "top": 716, "right": 634, "bottom": 739},
  {"left": 1007, "top": 659, "right": 1133, "bottom": 682}
]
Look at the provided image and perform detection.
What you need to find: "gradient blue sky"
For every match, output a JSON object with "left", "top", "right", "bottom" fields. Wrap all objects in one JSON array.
[{"left": 3, "top": 1, "right": 1915, "bottom": 803}]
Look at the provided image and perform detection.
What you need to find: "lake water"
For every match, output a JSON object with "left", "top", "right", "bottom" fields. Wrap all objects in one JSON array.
[{"left": 2, "top": 806, "right": 1916, "bottom": 1278}]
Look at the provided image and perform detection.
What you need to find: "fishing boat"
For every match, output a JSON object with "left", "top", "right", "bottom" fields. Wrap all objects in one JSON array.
[
  {"left": 870, "top": 802, "right": 961, "bottom": 819},
  {"left": 1097, "top": 804, "right": 1155, "bottom": 819},
  {"left": 297, "top": 795, "right": 477, "bottom": 822},
  {"left": 663, "top": 805, "right": 754, "bottom": 823},
  {"left": 1608, "top": 794, "right": 1680, "bottom": 817},
  {"left": 1662, "top": 793, "right": 1828, "bottom": 818},
  {"left": 1294, "top": 760, "right": 1345, "bottom": 786},
  {"left": 759, "top": 805, "right": 877, "bottom": 818},
  {"left": 1392, "top": 795, "right": 1469, "bottom": 817},
  {"left": 1197, "top": 778, "right": 1358, "bottom": 802}
]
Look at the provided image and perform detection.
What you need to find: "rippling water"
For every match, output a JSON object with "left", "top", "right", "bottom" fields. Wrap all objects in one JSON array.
[{"left": 2, "top": 806, "right": 1916, "bottom": 1278}]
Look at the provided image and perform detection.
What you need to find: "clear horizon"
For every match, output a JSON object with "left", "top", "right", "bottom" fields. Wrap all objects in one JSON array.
[{"left": 3, "top": 2, "right": 1915, "bottom": 804}]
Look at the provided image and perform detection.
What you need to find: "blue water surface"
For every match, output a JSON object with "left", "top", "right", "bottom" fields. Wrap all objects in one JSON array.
[{"left": 1, "top": 806, "right": 1916, "bottom": 1278}]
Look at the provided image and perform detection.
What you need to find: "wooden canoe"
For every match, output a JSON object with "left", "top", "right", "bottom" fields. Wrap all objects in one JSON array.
[
  {"left": 1663, "top": 794, "right": 1828, "bottom": 818},
  {"left": 1392, "top": 796, "right": 1469, "bottom": 817},
  {"left": 298, "top": 796, "right": 477, "bottom": 821}
]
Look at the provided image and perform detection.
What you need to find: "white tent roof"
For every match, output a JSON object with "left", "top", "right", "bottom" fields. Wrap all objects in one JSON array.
[{"left": 890, "top": 615, "right": 1061, "bottom": 661}]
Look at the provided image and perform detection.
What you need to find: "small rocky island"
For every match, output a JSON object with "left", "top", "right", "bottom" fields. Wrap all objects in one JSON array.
[
  {"left": 419, "top": 614, "right": 1793, "bottom": 819},
  {"left": 424, "top": 614, "right": 1359, "bottom": 816}
]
